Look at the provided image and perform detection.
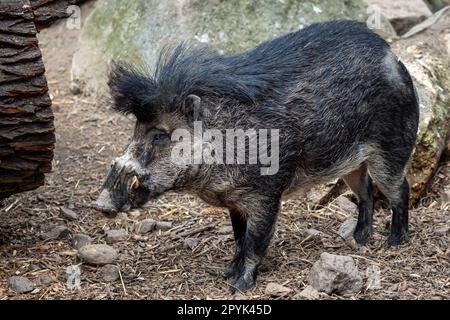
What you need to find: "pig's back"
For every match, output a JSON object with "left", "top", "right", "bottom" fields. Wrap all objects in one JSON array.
[{"left": 223, "top": 20, "right": 391, "bottom": 104}]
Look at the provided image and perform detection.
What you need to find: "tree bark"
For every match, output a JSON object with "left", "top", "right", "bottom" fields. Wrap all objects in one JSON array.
[
  {"left": 0, "top": 0, "right": 83, "bottom": 200},
  {"left": 30, "top": 0, "right": 87, "bottom": 31}
]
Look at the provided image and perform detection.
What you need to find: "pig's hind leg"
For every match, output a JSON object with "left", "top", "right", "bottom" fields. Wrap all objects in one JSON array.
[
  {"left": 342, "top": 163, "right": 374, "bottom": 245},
  {"left": 225, "top": 193, "right": 280, "bottom": 292},
  {"left": 224, "top": 208, "right": 247, "bottom": 279},
  {"left": 368, "top": 156, "right": 410, "bottom": 246}
]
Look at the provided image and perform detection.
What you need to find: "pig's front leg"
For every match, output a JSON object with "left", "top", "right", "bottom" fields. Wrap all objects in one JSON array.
[
  {"left": 225, "top": 194, "right": 280, "bottom": 292},
  {"left": 224, "top": 208, "right": 247, "bottom": 279}
]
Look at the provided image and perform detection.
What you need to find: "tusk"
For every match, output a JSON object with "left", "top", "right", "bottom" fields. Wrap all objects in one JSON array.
[{"left": 131, "top": 175, "right": 140, "bottom": 190}]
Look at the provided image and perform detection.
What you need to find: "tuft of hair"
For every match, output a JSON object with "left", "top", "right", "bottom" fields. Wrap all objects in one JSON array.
[
  {"left": 108, "top": 62, "right": 160, "bottom": 122},
  {"left": 108, "top": 42, "right": 285, "bottom": 121},
  {"left": 153, "top": 43, "right": 258, "bottom": 106}
]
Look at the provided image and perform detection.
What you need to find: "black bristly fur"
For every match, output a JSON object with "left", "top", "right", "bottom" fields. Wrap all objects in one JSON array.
[
  {"left": 108, "top": 21, "right": 392, "bottom": 122},
  {"left": 108, "top": 62, "right": 161, "bottom": 122}
]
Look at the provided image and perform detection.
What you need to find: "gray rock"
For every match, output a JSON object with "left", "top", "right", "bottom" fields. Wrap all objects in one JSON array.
[
  {"left": 392, "top": 9, "right": 450, "bottom": 202},
  {"left": 337, "top": 218, "right": 358, "bottom": 241},
  {"left": 72, "top": 233, "right": 93, "bottom": 250},
  {"left": 100, "top": 264, "right": 120, "bottom": 282},
  {"left": 41, "top": 225, "right": 70, "bottom": 240},
  {"left": 304, "top": 228, "right": 323, "bottom": 239},
  {"left": 9, "top": 276, "right": 35, "bottom": 293},
  {"left": 294, "top": 285, "right": 321, "bottom": 300},
  {"left": 116, "top": 212, "right": 129, "bottom": 221},
  {"left": 363, "top": 0, "right": 431, "bottom": 33},
  {"left": 105, "top": 229, "right": 128, "bottom": 243},
  {"left": 60, "top": 207, "right": 78, "bottom": 220},
  {"left": 134, "top": 219, "right": 156, "bottom": 234},
  {"left": 308, "top": 252, "right": 363, "bottom": 295},
  {"left": 333, "top": 196, "right": 358, "bottom": 215},
  {"left": 155, "top": 221, "right": 173, "bottom": 231},
  {"left": 265, "top": 282, "right": 293, "bottom": 297},
  {"left": 37, "top": 273, "right": 55, "bottom": 286},
  {"left": 435, "top": 226, "right": 450, "bottom": 235},
  {"left": 78, "top": 244, "right": 118, "bottom": 265},
  {"left": 365, "top": 265, "right": 382, "bottom": 290},
  {"left": 183, "top": 237, "right": 198, "bottom": 250},
  {"left": 65, "top": 265, "right": 82, "bottom": 290},
  {"left": 69, "top": 81, "right": 81, "bottom": 95}
]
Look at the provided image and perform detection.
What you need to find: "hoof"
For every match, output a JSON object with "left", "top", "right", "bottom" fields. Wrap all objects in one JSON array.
[
  {"left": 229, "top": 274, "right": 256, "bottom": 293},
  {"left": 353, "top": 226, "right": 372, "bottom": 245},
  {"left": 387, "top": 230, "right": 408, "bottom": 246}
]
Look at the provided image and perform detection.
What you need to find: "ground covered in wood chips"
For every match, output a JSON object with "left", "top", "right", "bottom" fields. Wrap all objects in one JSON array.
[{"left": 0, "top": 9, "right": 449, "bottom": 300}]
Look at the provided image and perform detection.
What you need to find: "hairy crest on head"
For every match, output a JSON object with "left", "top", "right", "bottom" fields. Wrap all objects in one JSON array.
[{"left": 108, "top": 42, "right": 286, "bottom": 123}]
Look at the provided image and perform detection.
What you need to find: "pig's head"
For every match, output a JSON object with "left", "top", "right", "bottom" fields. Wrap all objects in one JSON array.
[{"left": 94, "top": 61, "right": 205, "bottom": 217}]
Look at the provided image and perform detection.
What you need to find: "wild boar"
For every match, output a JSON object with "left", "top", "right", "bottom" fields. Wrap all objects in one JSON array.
[{"left": 94, "top": 21, "right": 419, "bottom": 292}]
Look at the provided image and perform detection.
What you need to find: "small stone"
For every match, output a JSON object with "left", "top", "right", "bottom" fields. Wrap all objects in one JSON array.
[
  {"left": 294, "top": 285, "right": 321, "bottom": 300},
  {"left": 132, "top": 234, "right": 149, "bottom": 242},
  {"left": 442, "top": 189, "right": 450, "bottom": 203},
  {"left": 308, "top": 252, "right": 363, "bottom": 295},
  {"left": 337, "top": 218, "right": 357, "bottom": 241},
  {"left": 9, "top": 276, "right": 35, "bottom": 293},
  {"left": 366, "top": 265, "right": 382, "bottom": 290},
  {"left": 134, "top": 219, "right": 156, "bottom": 234},
  {"left": 155, "top": 221, "right": 173, "bottom": 231},
  {"left": 41, "top": 225, "right": 70, "bottom": 240},
  {"left": 333, "top": 196, "right": 357, "bottom": 215},
  {"left": 72, "top": 234, "right": 93, "bottom": 250},
  {"left": 78, "top": 244, "right": 118, "bottom": 265},
  {"left": 265, "top": 282, "right": 293, "bottom": 297},
  {"left": 116, "top": 212, "right": 128, "bottom": 220},
  {"left": 435, "top": 226, "right": 449, "bottom": 235},
  {"left": 60, "top": 207, "right": 78, "bottom": 220},
  {"left": 65, "top": 265, "right": 82, "bottom": 290},
  {"left": 69, "top": 81, "right": 81, "bottom": 95},
  {"left": 37, "top": 273, "right": 56, "bottom": 286},
  {"left": 105, "top": 229, "right": 128, "bottom": 243},
  {"left": 445, "top": 267, "right": 450, "bottom": 276},
  {"left": 233, "top": 293, "right": 248, "bottom": 300},
  {"left": 100, "top": 264, "right": 120, "bottom": 282},
  {"left": 305, "top": 228, "right": 322, "bottom": 237},
  {"left": 217, "top": 225, "right": 233, "bottom": 235},
  {"left": 183, "top": 237, "right": 198, "bottom": 250}
]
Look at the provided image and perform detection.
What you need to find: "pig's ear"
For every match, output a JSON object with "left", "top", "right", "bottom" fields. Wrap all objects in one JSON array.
[
  {"left": 108, "top": 62, "right": 160, "bottom": 122},
  {"left": 182, "top": 94, "right": 204, "bottom": 121}
]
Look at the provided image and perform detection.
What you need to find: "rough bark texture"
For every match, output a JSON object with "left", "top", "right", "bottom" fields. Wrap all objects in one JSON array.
[
  {"left": 0, "top": 0, "right": 88, "bottom": 200},
  {"left": 30, "top": 0, "right": 86, "bottom": 31}
]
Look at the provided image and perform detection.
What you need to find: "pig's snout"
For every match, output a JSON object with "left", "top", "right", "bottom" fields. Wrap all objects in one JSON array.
[{"left": 93, "top": 189, "right": 119, "bottom": 218}]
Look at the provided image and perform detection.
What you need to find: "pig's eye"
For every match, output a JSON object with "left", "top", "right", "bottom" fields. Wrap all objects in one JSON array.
[{"left": 152, "top": 132, "right": 170, "bottom": 146}]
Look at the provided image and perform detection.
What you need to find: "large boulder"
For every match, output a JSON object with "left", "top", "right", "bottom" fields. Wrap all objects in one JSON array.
[
  {"left": 392, "top": 9, "right": 450, "bottom": 202},
  {"left": 363, "top": 0, "right": 432, "bottom": 34},
  {"left": 71, "top": 0, "right": 395, "bottom": 95}
]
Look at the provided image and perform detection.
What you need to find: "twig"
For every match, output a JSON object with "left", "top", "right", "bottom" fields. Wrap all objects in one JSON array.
[
  {"left": 177, "top": 223, "right": 216, "bottom": 238},
  {"left": 118, "top": 268, "right": 127, "bottom": 296}
]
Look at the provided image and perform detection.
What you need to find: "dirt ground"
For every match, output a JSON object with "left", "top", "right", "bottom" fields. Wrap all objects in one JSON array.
[{"left": 0, "top": 5, "right": 449, "bottom": 300}]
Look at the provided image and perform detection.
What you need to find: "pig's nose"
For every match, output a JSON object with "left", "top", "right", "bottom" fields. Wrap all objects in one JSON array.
[
  {"left": 93, "top": 200, "right": 118, "bottom": 218},
  {"left": 93, "top": 190, "right": 118, "bottom": 218}
]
